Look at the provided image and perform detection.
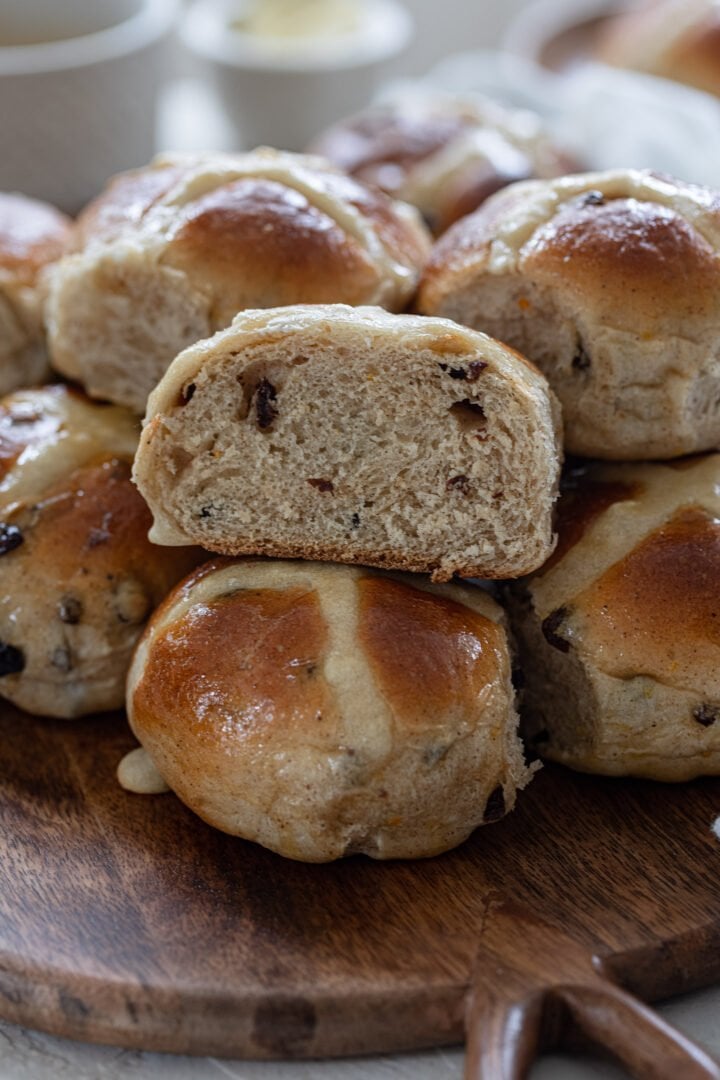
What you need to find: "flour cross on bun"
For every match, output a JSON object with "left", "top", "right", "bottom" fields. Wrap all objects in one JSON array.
[
  {"left": 132, "top": 304, "right": 562, "bottom": 582},
  {"left": 418, "top": 169, "right": 720, "bottom": 460},
  {"left": 46, "top": 149, "right": 431, "bottom": 414}
]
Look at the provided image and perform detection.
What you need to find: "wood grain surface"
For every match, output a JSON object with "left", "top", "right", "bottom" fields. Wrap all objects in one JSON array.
[{"left": 0, "top": 704, "right": 719, "bottom": 1064}]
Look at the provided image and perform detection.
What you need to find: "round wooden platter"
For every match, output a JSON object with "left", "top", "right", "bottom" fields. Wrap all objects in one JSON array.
[{"left": 1, "top": 704, "right": 720, "bottom": 1077}]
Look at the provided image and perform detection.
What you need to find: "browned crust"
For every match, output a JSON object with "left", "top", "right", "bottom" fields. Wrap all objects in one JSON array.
[
  {"left": 522, "top": 198, "right": 720, "bottom": 322},
  {"left": 321, "top": 170, "right": 431, "bottom": 272},
  {"left": 0, "top": 193, "right": 72, "bottom": 284},
  {"left": 661, "top": 15, "right": 720, "bottom": 96},
  {"left": 162, "top": 532, "right": 550, "bottom": 584},
  {"left": 418, "top": 183, "right": 720, "bottom": 323},
  {"left": 131, "top": 583, "right": 334, "bottom": 750},
  {"left": 573, "top": 505, "right": 720, "bottom": 688},
  {"left": 163, "top": 178, "right": 382, "bottom": 317},
  {"left": 309, "top": 106, "right": 473, "bottom": 192},
  {"left": 0, "top": 385, "right": 71, "bottom": 478},
  {"left": 74, "top": 162, "right": 191, "bottom": 248},
  {"left": 309, "top": 101, "right": 573, "bottom": 236},
  {"left": 13, "top": 456, "right": 200, "bottom": 593},
  {"left": 416, "top": 185, "right": 530, "bottom": 309},
  {"left": 357, "top": 575, "right": 505, "bottom": 728},
  {"left": 542, "top": 477, "right": 641, "bottom": 573},
  {"left": 435, "top": 158, "right": 534, "bottom": 234}
]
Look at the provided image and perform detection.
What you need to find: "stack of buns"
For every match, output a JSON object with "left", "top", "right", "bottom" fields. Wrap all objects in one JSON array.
[
  {"left": 417, "top": 166, "right": 720, "bottom": 786},
  {"left": 3, "top": 102, "right": 719, "bottom": 861},
  {"left": 123, "top": 299, "right": 561, "bottom": 860}
]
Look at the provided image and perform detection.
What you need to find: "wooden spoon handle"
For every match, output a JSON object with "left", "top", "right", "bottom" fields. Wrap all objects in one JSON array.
[
  {"left": 463, "top": 900, "right": 720, "bottom": 1080},
  {"left": 560, "top": 981, "right": 720, "bottom": 1079}
]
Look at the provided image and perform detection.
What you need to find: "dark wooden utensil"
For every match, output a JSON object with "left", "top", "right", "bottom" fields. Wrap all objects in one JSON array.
[{"left": 1, "top": 706, "right": 719, "bottom": 1077}]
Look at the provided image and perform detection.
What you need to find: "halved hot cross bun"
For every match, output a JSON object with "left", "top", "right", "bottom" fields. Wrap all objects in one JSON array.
[{"left": 133, "top": 304, "right": 562, "bottom": 582}]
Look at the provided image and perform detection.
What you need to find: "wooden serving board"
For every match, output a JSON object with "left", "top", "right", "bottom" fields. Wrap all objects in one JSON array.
[{"left": 1, "top": 705, "right": 720, "bottom": 1075}]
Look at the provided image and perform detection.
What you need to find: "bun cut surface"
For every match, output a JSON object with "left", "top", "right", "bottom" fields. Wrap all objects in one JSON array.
[
  {"left": 133, "top": 304, "right": 561, "bottom": 582},
  {"left": 127, "top": 558, "right": 534, "bottom": 861}
]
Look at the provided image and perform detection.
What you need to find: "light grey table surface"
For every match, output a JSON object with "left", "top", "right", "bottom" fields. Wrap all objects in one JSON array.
[{"left": 2, "top": 983, "right": 720, "bottom": 1079}]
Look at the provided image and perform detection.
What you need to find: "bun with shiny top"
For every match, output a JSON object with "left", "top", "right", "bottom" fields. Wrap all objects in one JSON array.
[
  {"left": 127, "top": 558, "right": 535, "bottom": 861},
  {"left": 0, "top": 385, "right": 201, "bottom": 717},
  {"left": 310, "top": 93, "right": 575, "bottom": 235},
  {"left": 46, "top": 148, "right": 431, "bottom": 414},
  {"left": 418, "top": 169, "right": 720, "bottom": 459}
]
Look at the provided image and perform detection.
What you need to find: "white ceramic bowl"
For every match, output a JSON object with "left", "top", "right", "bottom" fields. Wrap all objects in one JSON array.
[
  {"left": 180, "top": 0, "right": 414, "bottom": 152},
  {"left": 0, "top": 0, "right": 179, "bottom": 212}
]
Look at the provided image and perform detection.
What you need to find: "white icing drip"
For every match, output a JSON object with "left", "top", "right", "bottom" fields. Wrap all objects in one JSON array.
[{"left": 117, "top": 747, "right": 170, "bottom": 795}]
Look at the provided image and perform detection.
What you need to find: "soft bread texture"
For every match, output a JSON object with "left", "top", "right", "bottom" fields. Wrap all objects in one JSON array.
[
  {"left": 418, "top": 169, "right": 720, "bottom": 459},
  {"left": 133, "top": 304, "right": 562, "bottom": 582},
  {"left": 309, "top": 93, "right": 574, "bottom": 235},
  {"left": 46, "top": 149, "right": 431, "bottom": 414},
  {"left": 126, "top": 558, "right": 535, "bottom": 861},
  {"left": 0, "top": 193, "right": 71, "bottom": 395},
  {"left": 0, "top": 386, "right": 201, "bottom": 717},
  {"left": 596, "top": 0, "right": 720, "bottom": 98},
  {"left": 509, "top": 455, "right": 720, "bottom": 780}
]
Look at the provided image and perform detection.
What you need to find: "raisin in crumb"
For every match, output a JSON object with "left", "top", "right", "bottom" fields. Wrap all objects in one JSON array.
[
  {"left": 483, "top": 785, "right": 506, "bottom": 822},
  {"left": 181, "top": 382, "right": 196, "bottom": 404},
  {"left": 439, "top": 361, "right": 488, "bottom": 381},
  {"left": 351, "top": 513, "right": 361, "bottom": 528},
  {"left": 446, "top": 474, "right": 471, "bottom": 495},
  {"left": 466, "top": 361, "right": 487, "bottom": 381},
  {"left": 0, "top": 643, "right": 25, "bottom": 676},
  {"left": 254, "top": 379, "right": 278, "bottom": 430},
  {"left": 693, "top": 704, "right": 718, "bottom": 727},
  {"left": 307, "top": 478, "right": 334, "bottom": 493},
  {"left": 572, "top": 345, "right": 591, "bottom": 371},
  {"left": 0, "top": 523, "right": 23, "bottom": 555},
  {"left": 541, "top": 608, "right": 571, "bottom": 652}
]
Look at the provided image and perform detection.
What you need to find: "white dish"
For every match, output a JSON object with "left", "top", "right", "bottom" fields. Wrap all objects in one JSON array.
[
  {"left": 0, "top": 0, "right": 178, "bottom": 211},
  {"left": 179, "top": 0, "right": 414, "bottom": 151}
]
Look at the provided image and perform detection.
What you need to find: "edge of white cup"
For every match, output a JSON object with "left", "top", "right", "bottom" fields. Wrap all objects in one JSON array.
[
  {"left": 0, "top": 0, "right": 180, "bottom": 75},
  {"left": 180, "top": 0, "right": 414, "bottom": 73}
]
